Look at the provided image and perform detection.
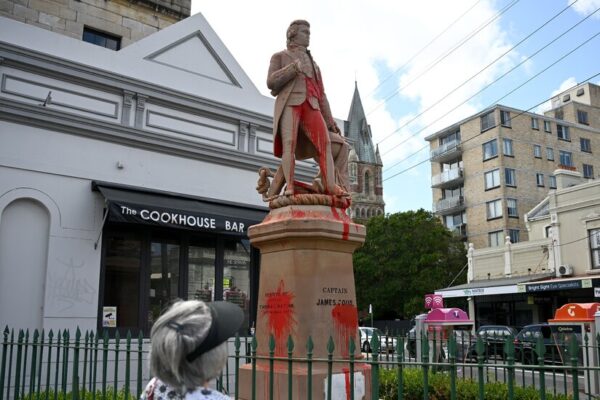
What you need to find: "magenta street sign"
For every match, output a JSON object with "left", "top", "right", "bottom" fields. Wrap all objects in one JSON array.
[{"left": 424, "top": 294, "right": 444, "bottom": 309}]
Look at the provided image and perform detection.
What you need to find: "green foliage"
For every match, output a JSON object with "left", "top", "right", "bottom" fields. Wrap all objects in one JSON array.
[
  {"left": 379, "top": 368, "right": 572, "bottom": 400},
  {"left": 21, "top": 387, "right": 135, "bottom": 400},
  {"left": 353, "top": 210, "right": 467, "bottom": 319}
]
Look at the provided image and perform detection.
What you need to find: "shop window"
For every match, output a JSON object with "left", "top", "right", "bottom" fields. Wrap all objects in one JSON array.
[
  {"left": 484, "top": 169, "right": 500, "bottom": 190},
  {"left": 591, "top": 229, "right": 600, "bottom": 269},
  {"left": 148, "top": 240, "right": 181, "bottom": 328},
  {"left": 102, "top": 232, "right": 142, "bottom": 332},
  {"left": 188, "top": 240, "right": 217, "bottom": 303},
  {"left": 483, "top": 139, "right": 498, "bottom": 160},
  {"left": 481, "top": 111, "right": 495, "bottom": 132}
]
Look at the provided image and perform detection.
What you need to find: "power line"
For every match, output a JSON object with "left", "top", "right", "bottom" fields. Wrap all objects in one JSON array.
[
  {"left": 376, "top": 0, "right": 581, "bottom": 146},
  {"left": 367, "top": 0, "right": 482, "bottom": 99},
  {"left": 382, "top": 70, "right": 600, "bottom": 183},
  {"left": 381, "top": 16, "right": 600, "bottom": 174},
  {"left": 382, "top": 4, "right": 599, "bottom": 161},
  {"left": 367, "top": 0, "right": 520, "bottom": 116}
]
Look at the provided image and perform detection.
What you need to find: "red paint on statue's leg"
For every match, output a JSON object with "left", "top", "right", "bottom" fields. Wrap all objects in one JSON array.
[
  {"left": 331, "top": 304, "right": 358, "bottom": 358},
  {"left": 261, "top": 280, "right": 296, "bottom": 357}
]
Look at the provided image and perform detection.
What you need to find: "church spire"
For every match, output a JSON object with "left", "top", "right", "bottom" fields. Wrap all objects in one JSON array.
[{"left": 345, "top": 82, "right": 376, "bottom": 163}]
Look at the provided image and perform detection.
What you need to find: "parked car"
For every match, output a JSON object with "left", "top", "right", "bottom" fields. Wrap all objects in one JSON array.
[
  {"left": 465, "top": 325, "right": 518, "bottom": 362},
  {"left": 359, "top": 327, "right": 397, "bottom": 353},
  {"left": 514, "top": 323, "right": 581, "bottom": 365}
]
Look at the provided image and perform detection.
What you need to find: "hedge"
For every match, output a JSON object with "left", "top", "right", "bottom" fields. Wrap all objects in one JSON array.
[{"left": 379, "top": 368, "right": 573, "bottom": 400}]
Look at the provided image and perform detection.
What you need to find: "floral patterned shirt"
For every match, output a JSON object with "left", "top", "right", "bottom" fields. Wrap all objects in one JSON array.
[{"left": 141, "top": 378, "right": 231, "bottom": 400}]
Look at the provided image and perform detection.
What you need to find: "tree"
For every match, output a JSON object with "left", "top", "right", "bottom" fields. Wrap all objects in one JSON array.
[{"left": 353, "top": 209, "right": 466, "bottom": 321}]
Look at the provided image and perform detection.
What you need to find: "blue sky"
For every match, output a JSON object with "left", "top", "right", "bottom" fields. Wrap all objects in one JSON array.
[{"left": 192, "top": 0, "right": 600, "bottom": 213}]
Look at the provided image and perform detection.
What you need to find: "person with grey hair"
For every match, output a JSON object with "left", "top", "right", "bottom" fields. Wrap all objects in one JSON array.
[{"left": 141, "top": 300, "right": 244, "bottom": 400}]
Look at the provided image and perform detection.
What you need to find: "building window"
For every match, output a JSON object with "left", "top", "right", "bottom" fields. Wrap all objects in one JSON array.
[
  {"left": 557, "top": 124, "right": 570, "bottom": 140},
  {"left": 536, "top": 173, "right": 544, "bottom": 187},
  {"left": 549, "top": 175, "right": 557, "bottom": 189},
  {"left": 546, "top": 147, "right": 554, "bottom": 161},
  {"left": 487, "top": 199, "right": 503, "bottom": 219},
  {"left": 500, "top": 110, "right": 511, "bottom": 127},
  {"left": 555, "top": 109, "right": 564, "bottom": 120},
  {"left": 559, "top": 150, "right": 573, "bottom": 167},
  {"left": 505, "top": 168, "right": 516, "bottom": 187},
  {"left": 83, "top": 27, "right": 121, "bottom": 50},
  {"left": 581, "top": 138, "right": 592, "bottom": 153},
  {"left": 544, "top": 120, "right": 551, "bottom": 133},
  {"left": 507, "top": 198, "right": 518, "bottom": 217},
  {"left": 583, "top": 164, "right": 594, "bottom": 179},
  {"left": 509, "top": 229, "right": 520, "bottom": 243},
  {"left": 531, "top": 117, "right": 539, "bottom": 130},
  {"left": 533, "top": 145, "right": 541, "bottom": 158},
  {"left": 591, "top": 229, "right": 600, "bottom": 269},
  {"left": 483, "top": 139, "right": 498, "bottom": 160},
  {"left": 489, "top": 231, "right": 503, "bottom": 247},
  {"left": 485, "top": 169, "right": 500, "bottom": 190},
  {"left": 364, "top": 172, "right": 371, "bottom": 194},
  {"left": 503, "top": 138, "right": 513, "bottom": 156},
  {"left": 578, "top": 110, "right": 589, "bottom": 125},
  {"left": 481, "top": 111, "right": 495, "bottom": 132}
]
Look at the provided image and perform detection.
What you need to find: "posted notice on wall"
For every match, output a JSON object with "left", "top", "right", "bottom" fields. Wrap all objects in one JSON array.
[
  {"left": 103, "top": 306, "right": 117, "bottom": 328},
  {"left": 595, "top": 287, "right": 600, "bottom": 298}
]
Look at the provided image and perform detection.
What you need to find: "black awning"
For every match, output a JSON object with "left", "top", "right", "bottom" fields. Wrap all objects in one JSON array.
[{"left": 92, "top": 181, "right": 267, "bottom": 236}]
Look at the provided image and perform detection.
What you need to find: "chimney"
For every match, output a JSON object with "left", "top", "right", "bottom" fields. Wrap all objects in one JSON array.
[{"left": 554, "top": 168, "right": 583, "bottom": 189}]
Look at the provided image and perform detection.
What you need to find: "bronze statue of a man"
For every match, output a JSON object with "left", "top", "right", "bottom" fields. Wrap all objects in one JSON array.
[{"left": 267, "top": 19, "right": 345, "bottom": 196}]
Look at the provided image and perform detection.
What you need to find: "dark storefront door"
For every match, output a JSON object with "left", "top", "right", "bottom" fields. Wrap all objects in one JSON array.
[{"left": 100, "top": 226, "right": 256, "bottom": 336}]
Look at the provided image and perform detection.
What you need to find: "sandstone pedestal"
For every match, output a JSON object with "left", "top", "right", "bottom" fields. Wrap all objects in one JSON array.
[{"left": 238, "top": 205, "right": 369, "bottom": 399}]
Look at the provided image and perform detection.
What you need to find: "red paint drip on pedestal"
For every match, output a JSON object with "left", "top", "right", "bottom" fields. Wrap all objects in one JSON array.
[
  {"left": 261, "top": 280, "right": 296, "bottom": 357},
  {"left": 331, "top": 304, "right": 358, "bottom": 358},
  {"left": 330, "top": 207, "right": 350, "bottom": 240},
  {"left": 342, "top": 367, "right": 351, "bottom": 400}
]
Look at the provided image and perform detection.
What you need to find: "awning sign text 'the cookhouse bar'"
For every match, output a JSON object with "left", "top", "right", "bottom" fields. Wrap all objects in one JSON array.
[{"left": 110, "top": 202, "right": 248, "bottom": 233}]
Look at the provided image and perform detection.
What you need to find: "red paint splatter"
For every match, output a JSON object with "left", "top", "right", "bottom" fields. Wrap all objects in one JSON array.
[
  {"left": 343, "top": 368, "right": 351, "bottom": 400},
  {"left": 290, "top": 209, "right": 306, "bottom": 219},
  {"left": 331, "top": 304, "right": 358, "bottom": 357},
  {"left": 330, "top": 207, "right": 350, "bottom": 240},
  {"left": 261, "top": 280, "right": 296, "bottom": 357}
]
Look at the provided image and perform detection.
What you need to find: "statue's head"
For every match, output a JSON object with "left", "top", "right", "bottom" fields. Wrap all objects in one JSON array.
[{"left": 286, "top": 19, "right": 310, "bottom": 47}]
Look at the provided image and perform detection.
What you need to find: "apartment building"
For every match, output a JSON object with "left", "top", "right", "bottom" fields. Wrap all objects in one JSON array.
[
  {"left": 426, "top": 82, "right": 600, "bottom": 248},
  {"left": 436, "top": 170, "right": 600, "bottom": 327}
]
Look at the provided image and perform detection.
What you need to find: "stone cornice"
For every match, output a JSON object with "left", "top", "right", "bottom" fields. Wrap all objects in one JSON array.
[
  {"left": 0, "top": 43, "right": 273, "bottom": 130},
  {"left": 0, "top": 98, "right": 317, "bottom": 180}
]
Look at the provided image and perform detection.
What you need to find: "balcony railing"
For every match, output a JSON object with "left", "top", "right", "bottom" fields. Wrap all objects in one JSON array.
[
  {"left": 433, "top": 196, "right": 464, "bottom": 213},
  {"left": 430, "top": 139, "right": 461, "bottom": 161},
  {"left": 449, "top": 223, "right": 467, "bottom": 238},
  {"left": 431, "top": 167, "right": 463, "bottom": 188}
]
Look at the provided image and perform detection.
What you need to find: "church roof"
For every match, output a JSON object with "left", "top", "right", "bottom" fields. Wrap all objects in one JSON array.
[{"left": 344, "top": 82, "right": 377, "bottom": 164}]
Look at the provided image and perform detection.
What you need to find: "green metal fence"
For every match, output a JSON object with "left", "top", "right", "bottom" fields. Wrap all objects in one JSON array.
[{"left": 2, "top": 326, "right": 598, "bottom": 400}]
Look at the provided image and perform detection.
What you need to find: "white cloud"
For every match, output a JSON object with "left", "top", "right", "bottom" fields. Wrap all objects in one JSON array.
[
  {"left": 538, "top": 76, "right": 577, "bottom": 112},
  {"left": 572, "top": 0, "right": 600, "bottom": 18}
]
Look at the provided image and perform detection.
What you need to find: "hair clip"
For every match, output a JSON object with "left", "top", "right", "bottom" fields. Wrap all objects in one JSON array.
[{"left": 166, "top": 321, "right": 185, "bottom": 332}]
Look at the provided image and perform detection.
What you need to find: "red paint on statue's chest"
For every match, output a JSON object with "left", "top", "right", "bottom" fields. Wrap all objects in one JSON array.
[
  {"left": 261, "top": 280, "right": 296, "bottom": 356},
  {"left": 331, "top": 304, "right": 358, "bottom": 357}
]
